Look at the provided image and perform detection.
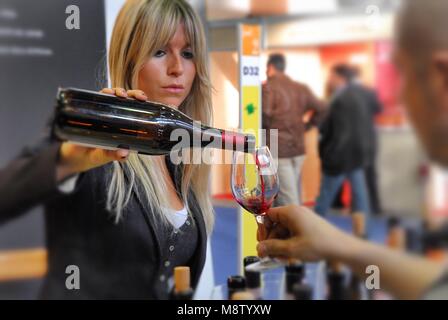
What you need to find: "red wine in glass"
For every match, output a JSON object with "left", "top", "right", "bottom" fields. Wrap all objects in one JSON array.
[
  {"left": 231, "top": 146, "right": 279, "bottom": 224},
  {"left": 235, "top": 197, "right": 273, "bottom": 217}
]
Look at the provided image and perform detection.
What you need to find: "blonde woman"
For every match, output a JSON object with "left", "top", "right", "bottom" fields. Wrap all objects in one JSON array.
[{"left": 0, "top": 0, "right": 214, "bottom": 299}]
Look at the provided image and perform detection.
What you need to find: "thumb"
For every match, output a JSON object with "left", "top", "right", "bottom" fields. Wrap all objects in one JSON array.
[
  {"left": 116, "top": 149, "right": 130, "bottom": 159},
  {"left": 103, "top": 149, "right": 130, "bottom": 161},
  {"left": 265, "top": 205, "right": 298, "bottom": 227},
  {"left": 257, "top": 239, "right": 292, "bottom": 258},
  {"left": 91, "top": 149, "right": 125, "bottom": 164}
]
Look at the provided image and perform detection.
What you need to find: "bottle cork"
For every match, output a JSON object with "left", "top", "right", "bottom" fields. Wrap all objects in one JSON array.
[
  {"left": 231, "top": 291, "right": 255, "bottom": 300},
  {"left": 387, "top": 228, "right": 406, "bottom": 250},
  {"left": 174, "top": 266, "right": 191, "bottom": 293},
  {"left": 352, "top": 212, "right": 366, "bottom": 238},
  {"left": 328, "top": 260, "right": 344, "bottom": 273},
  {"left": 227, "top": 275, "right": 246, "bottom": 299},
  {"left": 386, "top": 217, "right": 406, "bottom": 251},
  {"left": 287, "top": 258, "right": 302, "bottom": 265}
]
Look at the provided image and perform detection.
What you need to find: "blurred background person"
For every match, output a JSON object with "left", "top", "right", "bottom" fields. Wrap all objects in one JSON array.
[
  {"left": 315, "top": 64, "right": 374, "bottom": 217},
  {"left": 330, "top": 66, "right": 384, "bottom": 215},
  {"left": 262, "top": 53, "right": 325, "bottom": 206},
  {"left": 257, "top": 0, "right": 448, "bottom": 299},
  {"left": 352, "top": 66, "right": 383, "bottom": 215}
]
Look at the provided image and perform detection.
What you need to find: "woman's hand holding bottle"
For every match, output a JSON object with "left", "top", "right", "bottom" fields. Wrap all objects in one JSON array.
[{"left": 56, "top": 88, "right": 148, "bottom": 182}]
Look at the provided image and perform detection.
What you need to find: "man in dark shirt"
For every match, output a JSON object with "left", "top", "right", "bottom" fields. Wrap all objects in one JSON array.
[
  {"left": 315, "top": 64, "right": 373, "bottom": 216},
  {"left": 352, "top": 68, "right": 383, "bottom": 215}
]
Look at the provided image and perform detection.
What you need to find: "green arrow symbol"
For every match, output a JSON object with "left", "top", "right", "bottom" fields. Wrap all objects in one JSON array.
[{"left": 245, "top": 103, "right": 256, "bottom": 115}]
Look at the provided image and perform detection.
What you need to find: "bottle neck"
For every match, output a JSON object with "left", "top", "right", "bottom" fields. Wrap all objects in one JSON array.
[{"left": 197, "top": 125, "right": 256, "bottom": 153}]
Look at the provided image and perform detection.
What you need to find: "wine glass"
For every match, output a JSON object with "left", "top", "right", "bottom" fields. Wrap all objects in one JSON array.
[{"left": 231, "top": 146, "right": 282, "bottom": 271}]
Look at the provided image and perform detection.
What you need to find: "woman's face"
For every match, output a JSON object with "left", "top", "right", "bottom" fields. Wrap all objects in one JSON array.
[{"left": 138, "top": 23, "right": 196, "bottom": 108}]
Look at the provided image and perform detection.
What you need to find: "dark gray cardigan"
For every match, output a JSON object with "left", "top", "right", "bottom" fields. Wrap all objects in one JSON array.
[{"left": 0, "top": 140, "right": 207, "bottom": 299}]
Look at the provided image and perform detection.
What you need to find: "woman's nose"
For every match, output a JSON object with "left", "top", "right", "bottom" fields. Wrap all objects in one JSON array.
[{"left": 167, "top": 54, "right": 184, "bottom": 77}]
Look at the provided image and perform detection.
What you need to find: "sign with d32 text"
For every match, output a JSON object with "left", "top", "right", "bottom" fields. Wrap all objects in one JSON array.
[{"left": 238, "top": 24, "right": 262, "bottom": 271}]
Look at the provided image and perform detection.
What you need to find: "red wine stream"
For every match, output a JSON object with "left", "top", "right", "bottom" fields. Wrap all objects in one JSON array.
[
  {"left": 235, "top": 153, "right": 271, "bottom": 216},
  {"left": 256, "top": 152, "right": 266, "bottom": 216}
]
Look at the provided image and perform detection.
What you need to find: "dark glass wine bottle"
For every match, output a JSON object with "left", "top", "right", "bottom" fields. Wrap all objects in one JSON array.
[
  {"left": 284, "top": 262, "right": 305, "bottom": 300},
  {"left": 292, "top": 283, "right": 313, "bottom": 300},
  {"left": 243, "top": 256, "right": 262, "bottom": 299},
  {"left": 51, "top": 88, "right": 256, "bottom": 155},
  {"left": 348, "top": 213, "right": 369, "bottom": 300},
  {"left": 227, "top": 275, "right": 246, "bottom": 300},
  {"left": 327, "top": 261, "right": 348, "bottom": 300}
]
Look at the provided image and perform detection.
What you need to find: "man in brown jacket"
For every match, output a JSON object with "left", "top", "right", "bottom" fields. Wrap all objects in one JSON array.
[{"left": 263, "top": 53, "right": 326, "bottom": 206}]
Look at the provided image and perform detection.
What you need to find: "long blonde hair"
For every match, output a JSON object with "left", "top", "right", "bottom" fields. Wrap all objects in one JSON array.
[{"left": 107, "top": 0, "right": 214, "bottom": 233}]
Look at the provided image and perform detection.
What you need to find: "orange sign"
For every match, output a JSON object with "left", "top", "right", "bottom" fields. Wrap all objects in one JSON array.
[{"left": 242, "top": 24, "right": 261, "bottom": 56}]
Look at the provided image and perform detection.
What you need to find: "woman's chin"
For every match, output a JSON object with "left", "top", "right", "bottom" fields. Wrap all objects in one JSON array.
[{"left": 155, "top": 98, "right": 182, "bottom": 108}]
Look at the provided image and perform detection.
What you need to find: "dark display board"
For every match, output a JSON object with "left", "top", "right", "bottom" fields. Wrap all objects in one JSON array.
[{"left": 0, "top": 0, "right": 106, "bottom": 250}]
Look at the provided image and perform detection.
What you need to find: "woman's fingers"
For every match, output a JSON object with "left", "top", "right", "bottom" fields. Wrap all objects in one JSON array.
[
  {"left": 257, "top": 223, "right": 266, "bottom": 242},
  {"left": 267, "top": 225, "right": 290, "bottom": 240},
  {"left": 257, "top": 239, "right": 293, "bottom": 258},
  {"left": 100, "top": 88, "right": 115, "bottom": 94},
  {"left": 101, "top": 87, "right": 127, "bottom": 98},
  {"left": 101, "top": 88, "right": 147, "bottom": 101},
  {"left": 127, "top": 89, "right": 148, "bottom": 101},
  {"left": 113, "top": 88, "right": 128, "bottom": 98}
]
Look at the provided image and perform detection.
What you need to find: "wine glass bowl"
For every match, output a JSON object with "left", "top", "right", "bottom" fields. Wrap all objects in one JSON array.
[{"left": 231, "top": 146, "right": 279, "bottom": 224}]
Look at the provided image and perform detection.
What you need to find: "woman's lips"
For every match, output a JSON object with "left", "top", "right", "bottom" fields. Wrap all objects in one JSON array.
[{"left": 162, "top": 85, "right": 184, "bottom": 94}]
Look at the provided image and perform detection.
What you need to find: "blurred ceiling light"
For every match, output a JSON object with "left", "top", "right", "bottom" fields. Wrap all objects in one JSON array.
[
  {"left": 250, "top": 0, "right": 287, "bottom": 16},
  {"left": 250, "top": 0, "right": 337, "bottom": 16},
  {"left": 208, "top": 0, "right": 338, "bottom": 20},
  {"left": 338, "top": 0, "right": 402, "bottom": 11},
  {"left": 207, "top": 0, "right": 400, "bottom": 21},
  {"left": 287, "top": 0, "right": 337, "bottom": 14},
  {"left": 350, "top": 53, "right": 369, "bottom": 65},
  {"left": 432, "top": 166, "right": 448, "bottom": 210},
  {"left": 268, "top": 13, "right": 394, "bottom": 47},
  {"left": 206, "top": 0, "right": 250, "bottom": 20},
  {"left": 221, "top": 0, "right": 250, "bottom": 13}
]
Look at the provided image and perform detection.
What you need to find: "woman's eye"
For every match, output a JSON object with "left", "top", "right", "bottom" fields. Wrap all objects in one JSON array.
[
  {"left": 182, "top": 51, "right": 194, "bottom": 59},
  {"left": 154, "top": 50, "right": 166, "bottom": 57}
]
